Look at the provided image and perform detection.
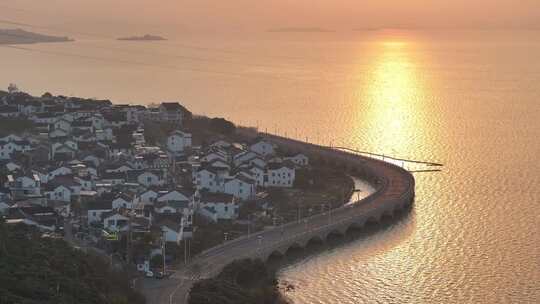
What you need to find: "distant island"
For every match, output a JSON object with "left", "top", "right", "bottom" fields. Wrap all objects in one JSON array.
[
  {"left": 117, "top": 34, "right": 167, "bottom": 41},
  {"left": 267, "top": 27, "right": 334, "bottom": 33},
  {"left": 0, "top": 28, "right": 72, "bottom": 45}
]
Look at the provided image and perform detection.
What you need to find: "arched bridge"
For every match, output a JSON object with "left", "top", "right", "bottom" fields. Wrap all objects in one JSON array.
[{"left": 169, "top": 135, "right": 415, "bottom": 303}]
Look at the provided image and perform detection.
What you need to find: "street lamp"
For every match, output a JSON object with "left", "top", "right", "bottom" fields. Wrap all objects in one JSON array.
[{"left": 247, "top": 214, "right": 251, "bottom": 238}]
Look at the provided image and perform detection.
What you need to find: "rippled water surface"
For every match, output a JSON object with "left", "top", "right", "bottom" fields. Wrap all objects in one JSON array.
[{"left": 1, "top": 30, "right": 539, "bottom": 303}]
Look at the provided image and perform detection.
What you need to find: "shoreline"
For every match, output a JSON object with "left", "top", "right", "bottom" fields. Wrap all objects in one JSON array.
[{"left": 173, "top": 130, "right": 415, "bottom": 304}]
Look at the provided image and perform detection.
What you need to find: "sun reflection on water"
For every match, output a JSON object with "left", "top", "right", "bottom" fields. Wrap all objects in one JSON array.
[{"left": 354, "top": 39, "right": 427, "bottom": 157}]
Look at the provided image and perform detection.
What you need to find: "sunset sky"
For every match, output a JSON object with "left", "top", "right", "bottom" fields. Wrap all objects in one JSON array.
[{"left": 2, "top": 0, "right": 540, "bottom": 34}]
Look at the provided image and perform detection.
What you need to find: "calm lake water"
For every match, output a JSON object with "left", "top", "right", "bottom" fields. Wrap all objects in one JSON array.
[{"left": 1, "top": 30, "right": 539, "bottom": 303}]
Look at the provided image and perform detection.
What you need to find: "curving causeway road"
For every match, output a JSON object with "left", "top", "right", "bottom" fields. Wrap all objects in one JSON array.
[{"left": 162, "top": 134, "right": 416, "bottom": 304}]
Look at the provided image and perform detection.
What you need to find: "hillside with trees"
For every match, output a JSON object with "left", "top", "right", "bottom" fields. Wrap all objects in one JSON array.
[
  {"left": 188, "top": 259, "right": 281, "bottom": 304},
  {"left": 0, "top": 220, "right": 145, "bottom": 304}
]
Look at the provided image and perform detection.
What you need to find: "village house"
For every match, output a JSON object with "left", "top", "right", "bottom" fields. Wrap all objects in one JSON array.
[
  {"left": 197, "top": 192, "right": 238, "bottom": 222},
  {"left": 0, "top": 105, "right": 20, "bottom": 118},
  {"left": 112, "top": 193, "right": 134, "bottom": 210},
  {"left": 86, "top": 200, "right": 113, "bottom": 224},
  {"left": 103, "top": 212, "right": 129, "bottom": 232},
  {"left": 50, "top": 142, "right": 77, "bottom": 160},
  {"left": 44, "top": 184, "right": 72, "bottom": 203},
  {"left": 74, "top": 176, "right": 95, "bottom": 191},
  {"left": 47, "top": 166, "right": 73, "bottom": 180},
  {"left": 284, "top": 153, "right": 309, "bottom": 167},
  {"left": 100, "top": 171, "right": 126, "bottom": 185},
  {"left": 48, "top": 128, "right": 69, "bottom": 139},
  {"left": 193, "top": 167, "right": 223, "bottom": 193},
  {"left": 224, "top": 175, "right": 256, "bottom": 201},
  {"left": 166, "top": 130, "right": 192, "bottom": 155},
  {"left": 5, "top": 173, "right": 42, "bottom": 198},
  {"left": 136, "top": 170, "right": 165, "bottom": 187},
  {"left": 6, "top": 205, "right": 61, "bottom": 231},
  {"left": 159, "top": 102, "right": 189, "bottom": 125},
  {"left": 201, "top": 150, "right": 229, "bottom": 163},
  {"left": 233, "top": 150, "right": 260, "bottom": 167},
  {"left": 249, "top": 139, "right": 275, "bottom": 157},
  {"left": 265, "top": 163, "right": 296, "bottom": 187},
  {"left": 52, "top": 118, "right": 72, "bottom": 133},
  {"left": 135, "top": 189, "right": 159, "bottom": 205},
  {"left": 156, "top": 216, "right": 193, "bottom": 242}
]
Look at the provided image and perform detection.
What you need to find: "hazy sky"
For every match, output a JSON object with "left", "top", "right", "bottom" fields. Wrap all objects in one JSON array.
[{"left": 2, "top": 0, "right": 540, "bottom": 34}]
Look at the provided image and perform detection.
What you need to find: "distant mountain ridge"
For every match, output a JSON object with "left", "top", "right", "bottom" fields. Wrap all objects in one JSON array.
[
  {"left": 0, "top": 28, "right": 72, "bottom": 45},
  {"left": 117, "top": 34, "right": 167, "bottom": 41}
]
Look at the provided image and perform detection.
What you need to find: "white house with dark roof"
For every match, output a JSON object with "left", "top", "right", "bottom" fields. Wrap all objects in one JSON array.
[
  {"left": 112, "top": 193, "right": 134, "bottom": 210},
  {"left": 87, "top": 200, "right": 112, "bottom": 224},
  {"left": 210, "top": 140, "right": 231, "bottom": 149},
  {"left": 82, "top": 154, "right": 102, "bottom": 167},
  {"left": 52, "top": 118, "right": 72, "bottom": 133},
  {"left": 100, "top": 172, "right": 126, "bottom": 186},
  {"left": 5, "top": 173, "right": 41, "bottom": 197},
  {"left": 233, "top": 151, "right": 259, "bottom": 167},
  {"left": 159, "top": 102, "right": 188, "bottom": 124},
  {"left": 156, "top": 190, "right": 192, "bottom": 204},
  {"left": 137, "top": 171, "right": 165, "bottom": 187},
  {"left": 248, "top": 164, "right": 266, "bottom": 187},
  {"left": 284, "top": 153, "right": 309, "bottom": 167},
  {"left": 166, "top": 130, "right": 192, "bottom": 155},
  {"left": 48, "top": 126, "right": 70, "bottom": 138},
  {"left": 207, "top": 159, "right": 231, "bottom": 171},
  {"left": 50, "top": 142, "right": 77, "bottom": 160},
  {"left": 0, "top": 134, "right": 23, "bottom": 142},
  {"left": 44, "top": 184, "right": 72, "bottom": 203},
  {"left": 105, "top": 164, "right": 134, "bottom": 173},
  {"left": 193, "top": 167, "right": 222, "bottom": 192},
  {"left": 201, "top": 150, "right": 228, "bottom": 163},
  {"left": 48, "top": 175, "right": 82, "bottom": 195},
  {"left": 154, "top": 200, "right": 192, "bottom": 220},
  {"left": 4, "top": 161, "right": 21, "bottom": 172},
  {"left": 0, "top": 139, "right": 32, "bottom": 160},
  {"left": 95, "top": 127, "right": 114, "bottom": 141},
  {"left": 245, "top": 156, "right": 266, "bottom": 169},
  {"left": 224, "top": 175, "right": 256, "bottom": 201},
  {"left": 249, "top": 140, "right": 275, "bottom": 157},
  {"left": 74, "top": 176, "right": 94, "bottom": 191},
  {"left": 136, "top": 189, "right": 159, "bottom": 205},
  {"left": 197, "top": 192, "right": 238, "bottom": 222},
  {"left": 103, "top": 212, "right": 129, "bottom": 232},
  {"left": 265, "top": 163, "right": 296, "bottom": 187}
]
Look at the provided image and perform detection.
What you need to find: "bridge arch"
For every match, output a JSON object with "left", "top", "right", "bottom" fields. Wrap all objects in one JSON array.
[
  {"left": 284, "top": 242, "right": 304, "bottom": 255},
  {"left": 265, "top": 250, "right": 285, "bottom": 262},
  {"left": 365, "top": 215, "right": 380, "bottom": 226},
  {"left": 324, "top": 228, "right": 346, "bottom": 241},
  {"left": 381, "top": 209, "right": 394, "bottom": 220}
]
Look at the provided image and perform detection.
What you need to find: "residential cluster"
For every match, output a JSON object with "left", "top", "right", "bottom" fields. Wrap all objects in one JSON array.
[{"left": 0, "top": 89, "right": 309, "bottom": 269}]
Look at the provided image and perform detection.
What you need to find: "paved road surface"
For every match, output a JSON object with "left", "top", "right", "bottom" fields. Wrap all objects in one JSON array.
[{"left": 148, "top": 136, "right": 415, "bottom": 304}]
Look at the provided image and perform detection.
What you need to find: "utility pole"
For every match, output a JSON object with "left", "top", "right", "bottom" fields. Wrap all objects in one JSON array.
[
  {"left": 127, "top": 210, "right": 133, "bottom": 265},
  {"left": 183, "top": 239, "right": 187, "bottom": 265},
  {"left": 162, "top": 229, "right": 166, "bottom": 274},
  {"left": 247, "top": 214, "right": 251, "bottom": 238},
  {"left": 328, "top": 203, "right": 332, "bottom": 225}
]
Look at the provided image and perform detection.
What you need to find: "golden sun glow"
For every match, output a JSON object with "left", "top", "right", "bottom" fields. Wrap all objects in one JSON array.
[{"left": 354, "top": 39, "right": 427, "bottom": 156}]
